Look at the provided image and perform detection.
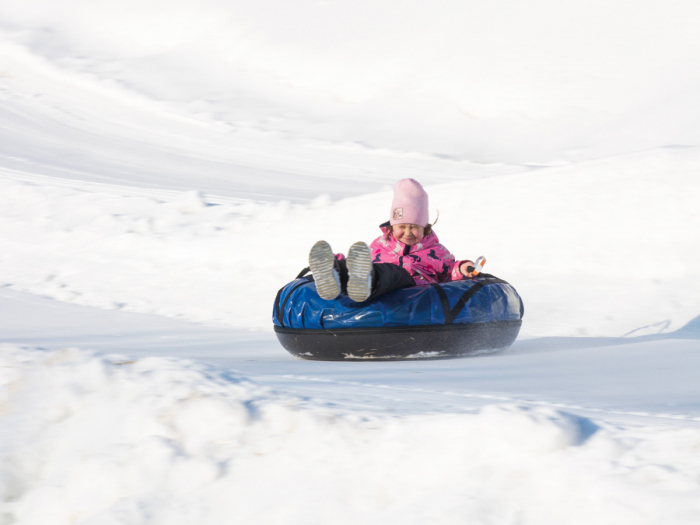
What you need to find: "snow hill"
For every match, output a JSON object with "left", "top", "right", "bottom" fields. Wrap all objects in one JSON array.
[
  {"left": 1, "top": 1, "right": 700, "bottom": 523},
  {"left": 2, "top": 148, "right": 699, "bottom": 337}
]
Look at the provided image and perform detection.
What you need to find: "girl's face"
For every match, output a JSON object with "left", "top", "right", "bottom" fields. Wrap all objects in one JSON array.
[{"left": 393, "top": 223, "right": 425, "bottom": 246}]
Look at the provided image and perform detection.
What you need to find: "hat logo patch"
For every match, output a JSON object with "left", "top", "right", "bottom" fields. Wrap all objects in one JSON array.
[{"left": 393, "top": 207, "right": 403, "bottom": 220}]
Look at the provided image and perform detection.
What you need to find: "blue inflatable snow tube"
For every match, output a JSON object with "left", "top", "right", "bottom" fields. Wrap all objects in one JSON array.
[{"left": 273, "top": 274, "right": 524, "bottom": 360}]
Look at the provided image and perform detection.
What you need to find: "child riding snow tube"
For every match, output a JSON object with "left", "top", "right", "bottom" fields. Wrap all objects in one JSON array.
[{"left": 272, "top": 178, "right": 524, "bottom": 360}]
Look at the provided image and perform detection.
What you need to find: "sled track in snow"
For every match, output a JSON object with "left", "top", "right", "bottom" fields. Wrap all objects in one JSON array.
[{"left": 250, "top": 373, "right": 700, "bottom": 425}]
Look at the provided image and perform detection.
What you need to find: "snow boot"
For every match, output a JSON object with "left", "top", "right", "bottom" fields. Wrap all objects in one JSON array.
[
  {"left": 309, "top": 240, "right": 341, "bottom": 300},
  {"left": 347, "top": 241, "right": 373, "bottom": 302}
]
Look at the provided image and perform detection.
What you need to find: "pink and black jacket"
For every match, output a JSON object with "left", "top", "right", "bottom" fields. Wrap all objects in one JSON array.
[{"left": 366, "top": 222, "right": 470, "bottom": 285}]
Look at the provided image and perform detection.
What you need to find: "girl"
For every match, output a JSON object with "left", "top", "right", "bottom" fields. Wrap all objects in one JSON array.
[{"left": 309, "top": 178, "right": 477, "bottom": 302}]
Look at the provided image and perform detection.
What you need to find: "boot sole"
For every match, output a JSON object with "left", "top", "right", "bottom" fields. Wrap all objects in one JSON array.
[
  {"left": 347, "top": 241, "right": 372, "bottom": 302},
  {"left": 309, "top": 240, "right": 339, "bottom": 300}
]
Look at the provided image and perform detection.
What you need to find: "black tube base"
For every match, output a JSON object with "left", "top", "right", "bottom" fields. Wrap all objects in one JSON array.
[{"left": 274, "top": 321, "right": 522, "bottom": 361}]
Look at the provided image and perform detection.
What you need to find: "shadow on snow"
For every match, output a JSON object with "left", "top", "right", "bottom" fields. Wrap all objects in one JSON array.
[{"left": 508, "top": 314, "right": 700, "bottom": 355}]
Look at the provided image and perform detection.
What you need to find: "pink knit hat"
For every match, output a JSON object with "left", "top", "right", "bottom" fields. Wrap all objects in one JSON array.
[{"left": 389, "top": 178, "right": 429, "bottom": 226}]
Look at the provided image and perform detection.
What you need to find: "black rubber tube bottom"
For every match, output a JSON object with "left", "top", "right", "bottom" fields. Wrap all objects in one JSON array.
[{"left": 274, "top": 320, "right": 522, "bottom": 361}]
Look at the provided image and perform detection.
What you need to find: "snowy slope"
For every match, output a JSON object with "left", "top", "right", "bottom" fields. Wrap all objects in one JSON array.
[
  {"left": 2, "top": 287, "right": 699, "bottom": 420},
  {"left": 3, "top": 340, "right": 700, "bottom": 525},
  {"left": 2, "top": 145, "right": 699, "bottom": 337},
  {"left": 3, "top": 0, "right": 700, "bottom": 164},
  {"left": 2, "top": 0, "right": 700, "bottom": 200},
  {"left": 0, "top": 34, "right": 519, "bottom": 201},
  {"left": 2, "top": 289, "right": 700, "bottom": 523},
  {"left": 2, "top": 1, "right": 700, "bottom": 523}
]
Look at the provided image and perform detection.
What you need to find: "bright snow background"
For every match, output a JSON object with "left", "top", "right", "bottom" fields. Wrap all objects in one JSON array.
[{"left": 1, "top": 1, "right": 700, "bottom": 523}]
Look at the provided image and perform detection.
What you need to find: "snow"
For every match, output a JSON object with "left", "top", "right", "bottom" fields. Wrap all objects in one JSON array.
[
  {"left": 2, "top": 147, "right": 699, "bottom": 336},
  {"left": 3, "top": 0, "right": 700, "bottom": 164},
  {"left": 1, "top": 0, "right": 700, "bottom": 523},
  {"left": 3, "top": 345, "right": 700, "bottom": 525},
  {"left": 2, "top": 288, "right": 699, "bottom": 420}
]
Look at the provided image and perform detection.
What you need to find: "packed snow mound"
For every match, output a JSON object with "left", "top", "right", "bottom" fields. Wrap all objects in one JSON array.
[
  {"left": 2, "top": 345, "right": 700, "bottom": 525},
  {"left": 2, "top": 145, "right": 699, "bottom": 337}
]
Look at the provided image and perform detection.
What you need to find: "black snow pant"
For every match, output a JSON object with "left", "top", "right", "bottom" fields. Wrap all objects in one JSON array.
[
  {"left": 335, "top": 260, "right": 415, "bottom": 301},
  {"left": 299, "top": 261, "right": 415, "bottom": 301}
]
